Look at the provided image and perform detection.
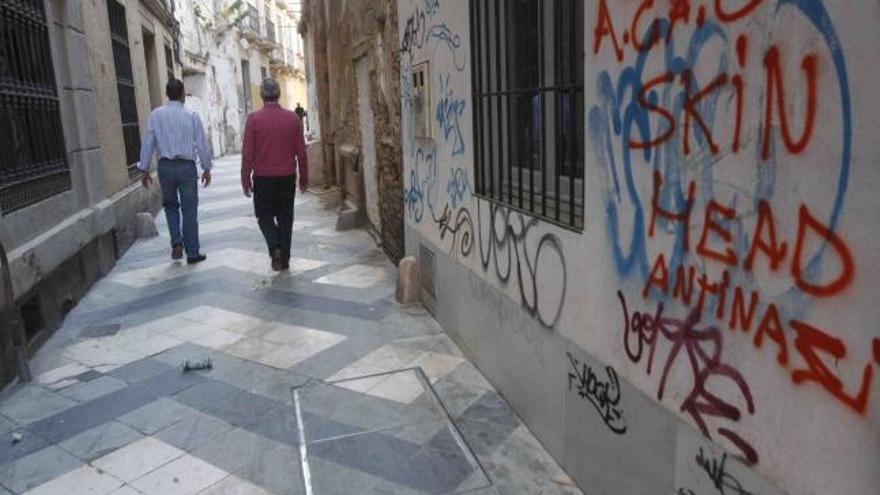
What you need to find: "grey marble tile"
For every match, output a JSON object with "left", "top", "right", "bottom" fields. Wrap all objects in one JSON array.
[
  {"left": 0, "top": 386, "right": 78, "bottom": 425},
  {"left": 108, "top": 358, "right": 173, "bottom": 384},
  {"left": 59, "top": 376, "right": 128, "bottom": 402},
  {"left": 192, "top": 428, "right": 283, "bottom": 475},
  {"left": 57, "top": 421, "right": 143, "bottom": 461},
  {"left": 308, "top": 424, "right": 479, "bottom": 494},
  {"left": 155, "top": 412, "right": 233, "bottom": 452},
  {"left": 432, "top": 379, "right": 485, "bottom": 418},
  {"left": 174, "top": 381, "right": 282, "bottom": 428},
  {"left": 0, "top": 429, "right": 50, "bottom": 465},
  {"left": 240, "top": 404, "right": 298, "bottom": 446},
  {"left": 117, "top": 398, "right": 198, "bottom": 435},
  {"left": 72, "top": 370, "right": 104, "bottom": 383},
  {"left": 0, "top": 415, "right": 14, "bottom": 435},
  {"left": 139, "top": 367, "right": 206, "bottom": 396},
  {"left": 0, "top": 446, "right": 82, "bottom": 493},
  {"left": 308, "top": 457, "right": 422, "bottom": 495},
  {"left": 24, "top": 385, "right": 156, "bottom": 444},
  {"left": 235, "top": 440, "right": 304, "bottom": 495},
  {"left": 453, "top": 417, "right": 519, "bottom": 458},
  {"left": 460, "top": 392, "right": 521, "bottom": 431}
]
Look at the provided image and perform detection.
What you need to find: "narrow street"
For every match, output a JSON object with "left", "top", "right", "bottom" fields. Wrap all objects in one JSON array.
[{"left": 0, "top": 155, "right": 579, "bottom": 495}]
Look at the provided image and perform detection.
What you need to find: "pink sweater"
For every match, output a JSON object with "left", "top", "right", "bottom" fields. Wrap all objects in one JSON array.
[{"left": 241, "top": 103, "right": 308, "bottom": 190}]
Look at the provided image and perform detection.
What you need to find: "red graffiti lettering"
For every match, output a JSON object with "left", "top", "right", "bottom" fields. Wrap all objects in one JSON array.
[
  {"left": 744, "top": 200, "right": 787, "bottom": 272},
  {"left": 631, "top": 0, "right": 661, "bottom": 52},
  {"left": 594, "top": 0, "right": 624, "bottom": 61},
  {"left": 667, "top": 0, "right": 691, "bottom": 43},
  {"left": 791, "top": 204, "right": 855, "bottom": 297},
  {"left": 697, "top": 200, "right": 738, "bottom": 266},
  {"left": 683, "top": 72, "right": 728, "bottom": 155},
  {"left": 762, "top": 47, "right": 818, "bottom": 160},
  {"left": 753, "top": 304, "right": 788, "bottom": 365},
  {"left": 791, "top": 320, "right": 874, "bottom": 415},
  {"left": 673, "top": 264, "right": 697, "bottom": 305},
  {"left": 715, "top": 0, "right": 765, "bottom": 23},
  {"left": 644, "top": 253, "right": 670, "bottom": 298},
  {"left": 631, "top": 72, "right": 677, "bottom": 149},
  {"left": 649, "top": 170, "right": 696, "bottom": 251},
  {"left": 729, "top": 287, "right": 758, "bottom": 333}
]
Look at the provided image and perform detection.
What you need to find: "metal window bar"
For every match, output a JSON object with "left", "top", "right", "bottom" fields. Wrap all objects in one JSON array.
[
  {"left": 107, "top": 0, "right": 140, "bottom": 177},
  {"left": 0, "top": 0, "right": 71, "bottom": 213},
  {"left": 165, "top": 44, "right": 174, "bottom": 81},
  {"left": 469, "top": 0, "right": 583, "bottom": 229},
  {"left": 248, "top": 5, "right": 260, "bottom": 33}
]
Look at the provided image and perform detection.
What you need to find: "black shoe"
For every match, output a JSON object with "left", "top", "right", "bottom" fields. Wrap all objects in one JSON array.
[
  {"left": 271, "top": 248, "right": 283, "bottom": 271},
  {"left": 187, "top": 254, "right": 207, "bottom": 265},
  {"left": 171, "top": 244, "right": 183, "bottom": 260}
]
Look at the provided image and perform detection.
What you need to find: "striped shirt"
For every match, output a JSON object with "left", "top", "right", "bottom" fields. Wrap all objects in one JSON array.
[{"left": 138, "top": 101, "right": 213, "bottom": 172}]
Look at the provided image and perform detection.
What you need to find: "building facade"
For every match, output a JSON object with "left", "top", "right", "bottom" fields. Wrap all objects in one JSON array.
[
  {"left": 300, "top": 0, "right": 405, "bottom": 262},
  {"left": 398, "top": 1, "right": 880, "bottom": 495},
  {"left": 0, "top": 0, "right": 181, "bottom": 384},
  {"left": 176, "top": 0, "right": 307, "bottom": 158}
]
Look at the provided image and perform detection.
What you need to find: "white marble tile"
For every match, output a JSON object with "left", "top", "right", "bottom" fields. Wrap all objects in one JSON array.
[
  {"left": 195, "top": 329, "right": 243, "bottom": 350},
  {"left": 258, "top": 329, "right": 346, "bottom": 368},
  {"left": 107, "top": 263, "right": 202, "bottom": 288},
  {"left": 119, "top": 334, "right": 183, "bottom": 356},
  {"left": 176, "top": 306, "right": 265, "bottom": 331},
  {"left": 409, "top": 352, "right": 466, "bottom": 383},
  {"left": 199, "top": 197, "right": 251, "bottom": 213},
  {"left": 221, "top": 338, "right": 279, "bottom": 363},
  {"left": 24, "top": 465, "right": 124, "bottom": 495},
  {"left": 106, "top": 486, "right": 141, "bottom": 495},
  {"left": 310, "top": 227, "right": 343, "bottom": 237},
  {"left": 332, "top": 374, "right": 389, "bottom": 394},
  {"left": 36, "top": 363, "right": 89, "bottom": 386},
  {"left": 198, "top": 475, "right": 271, "bottom": 494},
  {"left": 327, "top": 362, "right": 392, "bottom": 381},
  {"left": 131, "top": 455, "right": 227, "bottom": 494},
  {"left": 313, "top": 264, "right": 390, "bottom": 289},
  {"left": 356, "top": 343, "right": 429, "bottom": 370},
  {"left": 93, "top": 437, "right": 185, "bottom": 482},
  {"left": 62, "top": 340, "right": 144, "bottom": 372},
  {"left": 366, "top": 371, "right": 426, "bottom": 404},
  {"left": 161, "top": 321, "right": 220, "bottom": 342}
]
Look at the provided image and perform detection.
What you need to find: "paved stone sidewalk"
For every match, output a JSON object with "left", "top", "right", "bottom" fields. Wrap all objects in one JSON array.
[{"left": 0, "top": 155, "right": 581, "bottom": 495}]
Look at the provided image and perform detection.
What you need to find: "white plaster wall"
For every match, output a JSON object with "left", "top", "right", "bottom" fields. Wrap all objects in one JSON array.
[{"left": 398, "top": 1, "right": 880, "bottom": 494}]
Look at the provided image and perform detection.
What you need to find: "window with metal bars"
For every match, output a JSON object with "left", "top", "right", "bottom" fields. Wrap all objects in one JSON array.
[
  {"left": 470, "top": 0, "right": 584, "bottom": 230},
  {"left": 0, "top": 0, "right": 71, "bottom": 214},
  {"left": 164, "top": 44, "right": 174, "bottom": 82},
  {"left": 107, "top": 0, "right": 141, "bottom": 178}
]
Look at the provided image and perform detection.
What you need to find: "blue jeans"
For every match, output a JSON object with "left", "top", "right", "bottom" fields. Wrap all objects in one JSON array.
[{"left": 158, "top": 159, "right": 200, "bottom": 257}]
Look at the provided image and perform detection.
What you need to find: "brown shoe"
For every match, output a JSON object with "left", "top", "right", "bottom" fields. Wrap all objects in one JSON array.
[
  {"left": 172, "top": 244, "right": 183, "bottom": 260},
  {"left": 271, "top": 248, "right": 283, "bottom": 271}
]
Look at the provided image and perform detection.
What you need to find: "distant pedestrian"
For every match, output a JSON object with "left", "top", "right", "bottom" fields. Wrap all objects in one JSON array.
[
  {"left": 241, "top": 79, "right": 309, "bottom": 271},
  {"left": 294, "top": 102, "right": 307, "bottom": 122},
  {"left": 139, "top": 78, "right": 212, "bottom": 265}
]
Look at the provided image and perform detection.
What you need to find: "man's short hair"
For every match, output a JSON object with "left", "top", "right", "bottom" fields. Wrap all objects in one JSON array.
[
  {"left": 260, "top": 78, "right": 281, "bottom": 102},
  {"left": 166, "top": 78, "right": 184, "bottom": 101}
]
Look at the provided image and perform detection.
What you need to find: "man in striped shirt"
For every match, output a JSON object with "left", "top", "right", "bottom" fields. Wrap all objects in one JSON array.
[{"left": 138, "top": 79, "right": 212, "bottom": 264}]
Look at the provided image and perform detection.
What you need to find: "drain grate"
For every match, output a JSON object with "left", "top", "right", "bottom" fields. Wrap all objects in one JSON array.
[{"left": 79, "top": 323, "right": 122, "bottom": 338}]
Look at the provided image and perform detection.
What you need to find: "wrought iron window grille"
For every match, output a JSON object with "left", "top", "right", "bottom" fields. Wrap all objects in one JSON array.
[
  {"left": 469, "top": 0, "right": 585, "bottom": 230},
  {"left": 0, "top": 0, "right": 72, "bottom": 213}
]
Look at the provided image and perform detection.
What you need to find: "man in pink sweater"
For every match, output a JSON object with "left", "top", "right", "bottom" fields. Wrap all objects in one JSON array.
[{"left": 241, "top": 78, "right": 309, "bottom": 271}]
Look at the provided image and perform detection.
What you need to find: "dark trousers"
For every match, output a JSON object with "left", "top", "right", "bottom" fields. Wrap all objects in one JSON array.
[{"left": 253, "top": 175, "right": 296, "bottom": 263}]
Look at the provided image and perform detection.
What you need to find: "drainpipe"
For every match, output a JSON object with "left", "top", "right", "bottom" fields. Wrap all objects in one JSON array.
[{"left": 0, "top": 240, "right": 31, "bottom": 383}]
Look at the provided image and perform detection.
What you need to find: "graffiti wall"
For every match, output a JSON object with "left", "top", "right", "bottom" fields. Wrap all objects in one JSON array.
[{"left": 398, "top": 1, "right": 880, "bottom": 494}]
